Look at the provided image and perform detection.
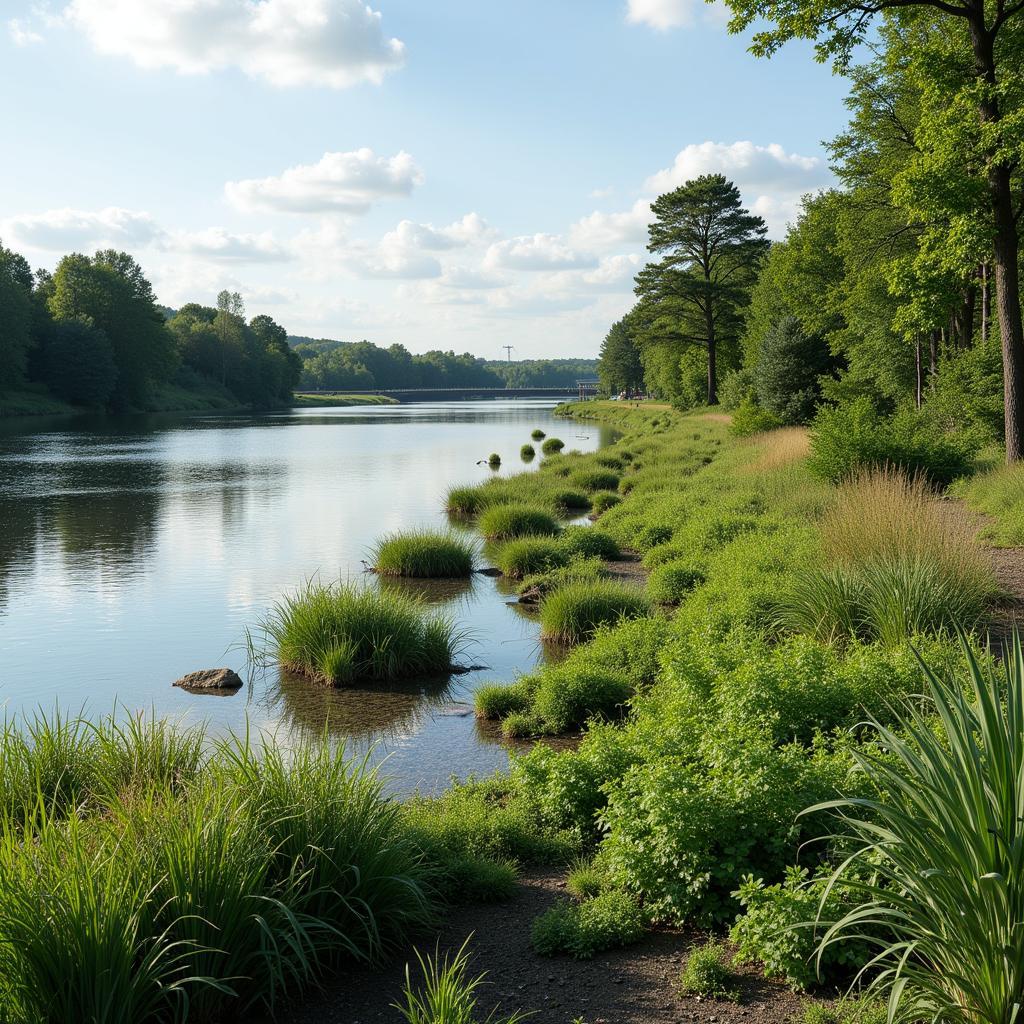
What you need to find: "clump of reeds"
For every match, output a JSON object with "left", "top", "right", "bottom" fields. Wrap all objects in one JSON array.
[
  {"left": 251, "top": 580, "right": 464, "bottom": 684},
  {"left": 539, "top": 581, "right": 652, "bottom": 644},
  {"left": 477, "top": 505, "right": 560, "bottom": 541},
  {"left": 371, "top": 530, "right": 476, "bottom": 578}
]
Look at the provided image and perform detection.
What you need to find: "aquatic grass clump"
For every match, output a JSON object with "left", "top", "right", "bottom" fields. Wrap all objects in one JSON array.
[
  {"left": 531, "top": 429, "right": 546, "bottom": 440},
  {"left": 477, "top": 504, "right": 560, "bottom": 541},
  {"left": 520, "top": 444, "right": 535, "bottom": 461},
  {"left": 590, "top": 491, "right": 622, "bottom": 514},
  {"left": 558, "top": 526, "right": 620, "bottom": 560},
  {"left": 254, "top": 581, "right": 463, "bottom": 685},
  {"left": 541, "top": 437, "right": 565, "bottom": 455},
  {"left": 550, "top": 489, "right": 591, "bottom": 513},
  {"left": 531, "top": 666, "right": 632, "bottom": 733},
  {"left": 446, "top": 485, "right": 486, "bottom": 516},
  {"left": 539, "top": 581, "right": 652, "bottom": 644},
  {"left": 569, "top": 469, "right": 620, "bottom": 492},
  {"left": 488, "top": 453, "right": 501, "bottom": 467},
  {"left": 371, "top": 530, "right": 476, "bottom": 578},
  {"left": 494, "top": 538, "right": 569, "bottom": 578},
  {"left": 518, "top": 556, "right": 609, "bottom": 600},
  {"left": 647, "top": 559, "right": 706, "bottom": 605}
]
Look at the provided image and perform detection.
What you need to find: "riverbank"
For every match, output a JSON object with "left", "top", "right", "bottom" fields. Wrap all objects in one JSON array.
[{"left": 292, "top": 392, "right": 399, "bottom": 407}]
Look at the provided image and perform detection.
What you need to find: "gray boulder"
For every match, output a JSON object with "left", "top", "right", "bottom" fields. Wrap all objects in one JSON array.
[{"left": 173, "top": 668, "right": 243, "bottom": 693}]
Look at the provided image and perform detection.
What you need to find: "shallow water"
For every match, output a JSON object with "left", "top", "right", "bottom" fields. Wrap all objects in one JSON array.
[{"left": 0, "top": 400, "right": 613, "bottom": 794}]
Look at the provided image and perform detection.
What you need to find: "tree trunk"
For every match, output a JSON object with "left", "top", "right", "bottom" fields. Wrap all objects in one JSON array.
[
  {"left": 704, "top": 299, "right": 717, "bottom": 405},
  {"left": 960, "top": 284, "right": 976, "bottom": 348},
  {"left": 981, "top": 263, "right": 990, "bottom": 344},
  {"left": 915, "top": 336, "right": 923, "bottom": 409}
]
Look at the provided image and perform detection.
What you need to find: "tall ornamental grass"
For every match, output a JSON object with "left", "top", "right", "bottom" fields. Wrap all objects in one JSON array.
[
  {"left": 252, "top": 580, "right": 463, "bottom": 685},
  {"left": 371, "top": 530, "right": 476, "bottom": 578},
  {"left": 809, "top": 635, "right": 1024, "bottom": 1024},
  {"left": 783, "top": 467, "right": 997, "bottom": 644}
]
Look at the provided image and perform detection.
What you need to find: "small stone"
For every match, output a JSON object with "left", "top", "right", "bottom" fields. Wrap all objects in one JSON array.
[{"left": 172, "top": 667, "right": 243, "bottom": 692}]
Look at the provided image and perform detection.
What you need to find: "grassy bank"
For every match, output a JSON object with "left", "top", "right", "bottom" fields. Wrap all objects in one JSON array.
[
  {"left": 293, "top": 393, "right": 399, "bottom": 407},
  {"left": 0, "top": 384, "right": 79, "bottom": 417}
]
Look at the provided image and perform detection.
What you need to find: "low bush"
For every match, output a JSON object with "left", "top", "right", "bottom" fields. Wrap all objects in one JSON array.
[
  {"left": 520, "top": 444, "right": 535, "bottom": 461},
  {"left": 569, "top": 469, "right": 620, "bottom": 492},
  {"left": 494, "top": 537, "right": 569, "bottom": 578},
  {"left": 541, "top": 437, "right": 565, "bottom": 455},
  {"left": 539, "top": 582, "right": 652, "bottom": 645},
  {"left": 474, "top": 678, "right": 537, "bottom": 719},
  {"left": 488, "top": 453, "right": 501, "bottom": 467},
  {"left": 647, "top": 559, "right": 706, "bottom": 604},
  {"left": 565, "top": 858, "right": 610, "bottom": 900},
  {"left": 371, "top": 530, "right": 476, "bottom": 578},
  {"left": 730, "top": 397, "right": 783, "bottom": 437},
  {"left": 531, "top": 429, "right": 546, "bottom": 440},
  {"left": 530, "top": 892, "right": 645, "bottom": 959},
  {"left": 634, "top": 523, "right": 673, "bottom": 550},
  {"left": 252, "top": 581, "right": 461, "bottom": 684},
  {"left": 477, "top": 505, "right": 560, "bottom": 540},
  {"left": 558, "top": 526, "right": 620, "bottom": 560},
  {"left": 590, "top": 491, "right": 622, "bottom": 514},
  {"left": 678, "top": 941, "right": 740, "bottom": 1000},
  {"left": 807, "top": 397, "right": 977, "bottom": 485},
  {"left": 531, "top": 667, "right": 632, "bottom": 733}
]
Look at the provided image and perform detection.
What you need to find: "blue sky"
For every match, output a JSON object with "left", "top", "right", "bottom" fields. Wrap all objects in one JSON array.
[{"left": 0, "top": 0, "right": 847, "bottom": 359}]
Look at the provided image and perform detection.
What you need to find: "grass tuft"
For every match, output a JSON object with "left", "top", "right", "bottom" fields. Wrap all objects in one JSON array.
[
  {"left": 539, "top": 582, "right": 652, "bottom": 644},
  {"left": 678, "top": 941, "right": 740, "bottom": 1000},
  {"left": 477, "top": 505, "right": 561, "bottom": 541},
  {"left": 372, "top": 530, "right": 476, "bottom": 578},
  {"left": 541, "top": 437, "right": 565, "bottom": 455},
  {"left": 520, "top": 444, "right": 535, "bottom": 461}
]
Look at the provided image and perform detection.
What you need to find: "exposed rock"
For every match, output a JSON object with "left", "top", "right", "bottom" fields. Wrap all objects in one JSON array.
[
  {"left": 173, "top": 667, "right": 243, "bottom": 693},
  {"left": 476, "top": 566, "right": 502, "bottom": 577}
]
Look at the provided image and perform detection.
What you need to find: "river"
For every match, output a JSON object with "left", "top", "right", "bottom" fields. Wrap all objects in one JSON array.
[{"left": 0, "top": 400, "right": 615, "bottom": 794}]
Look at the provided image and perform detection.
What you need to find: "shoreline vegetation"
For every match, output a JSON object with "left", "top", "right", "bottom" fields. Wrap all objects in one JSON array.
[{"left": 4, "top": 400, "right": 1023, "bottom": 1022}]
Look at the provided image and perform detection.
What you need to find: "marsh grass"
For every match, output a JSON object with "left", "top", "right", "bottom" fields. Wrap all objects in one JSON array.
[
  {"left": 252, "top": 580, "right": 465, "bottom": 685},
  {"left": 520, "top": 444, "right": 535, "bottom": 461},
  {"left": 558, "top": 526, "right": 620, "bottom": 561},
  {"left": 477, "top": 505, "right": 560, "bottom": 541},
  {"left": 539, "top": 581, "right": 652, "bottom": 644},
  {"left": 569, "top": 469, "right": 620, "bottom": 492},
  {"left": 953, "top": 460, "right": 1024, "bottom": 545},
  {"left": 531, "top": 429, "right": 546, "bottom": 440},
  {"left": 372, "top": 530, "right": 476, "bottom": 578},
  {"left": 782, "top": 468, "right": 998, "bottom": 644},
  {"left": 541, "top": 438, "right": 565, "bottom": 455},
  {"left": 494, "top": 538, "right": 568, "bottom": 579},
  {"left": 590, "top": 491, "right": 621, "bottom": 514}
]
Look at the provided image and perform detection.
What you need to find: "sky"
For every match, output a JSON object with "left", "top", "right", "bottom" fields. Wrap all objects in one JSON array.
[{"left": 0, "top": 0, "right": 848, "bottom": 359}]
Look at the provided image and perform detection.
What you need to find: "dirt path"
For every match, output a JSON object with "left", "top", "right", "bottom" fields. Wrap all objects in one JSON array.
[{"left": 273, "top": 870, "right": 812, "bottom": 1024}]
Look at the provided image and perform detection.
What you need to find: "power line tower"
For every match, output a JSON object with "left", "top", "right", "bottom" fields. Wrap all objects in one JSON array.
[{"left": 501, "top": 345, "right": 515, "bottom": 362}]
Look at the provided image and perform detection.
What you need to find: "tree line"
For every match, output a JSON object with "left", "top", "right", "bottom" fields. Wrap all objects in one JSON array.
[
  {"left": 293, "top": 337, "right": 597, "bottom": 391},
  {"left": 0, "top": 244, "right": 300, "bottom": 411},
  {"left": 599, "top": 0, "right": 1024, "bottom": 462}
]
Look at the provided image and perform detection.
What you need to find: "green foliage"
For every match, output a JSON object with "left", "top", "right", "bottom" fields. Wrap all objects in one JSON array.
[
  {"left": 395, "top": 938, "right": 530, "bottom": 1024},
  {"left": 474, "top": 679, "right": 537, "bottom": 720},
  {"left": 478, "top": 504, "right": 561, "bottom": 540},
  {"left": 598, "top": 319, "right": 645, "bottom": 397},
  {"left": 954, "top": 461, "right": 1024, "bottom": 546},
  {"left": 754, "top": 316, "right": 832, "bottom": 424},
  {"left": 251, "top": 580, "right": 461, "bottom": 684},
  {"left": 569, "top": 469, "right": 620, "bottom": 492},
  {"left": 719, "top": 367, "right": 755, "bottom": 411},
  {"left": 0, "top": 243, "right": 33, "bottom": 385},
  {"left": 678, "top": 941, "right": 740, "bottom": 1000},
  {"left": 808, "top": 397, "right": 976, "bottom": 485},
  {"left": 488, "top": 452, "right": 501, "bottom": 466},
  {"left": 517, "top": 556, "right": 609, "bottom": 600},
  {"left": 539, "top": 582, "right": 652, "bottom": 644},
  {"left": 730, "top": 397, "right": 783, "bottom": 436},
  {"left": 647, "top": 559, "right": 706, "bottom": 604},
  {"left": 541, "top": 437, "right": 565, "bottom": 455},
  {"left": 590, "top": 491, "right": 622, "bottom": 514},
  {"left": 372, "top": 530, "right": 476, "bottom": 577},
  {"left": 531, "top": 892, "right": 645, "bottom": 959},
  {"left": 494, "top": 538, "right": 569, "bottom": 578},
  {"left": 531, "top": 667, "right": 632, "bottom": 734},
  {"left": 558, "top": 526, "right": 620, "bottom": 560},
  {"left": 39, "top": 320, "right": 118, "bottom": 406},
  {"left": 531, "top": 429, "right": 546, "bottom": 440},
  {"left": 520, "top": 444, "right": 535, "bottom": 461}
]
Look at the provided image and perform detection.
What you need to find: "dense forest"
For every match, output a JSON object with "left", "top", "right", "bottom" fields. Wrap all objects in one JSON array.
[
  {"left": 291, "top": 336, "right": 596, "bottom": 391},
  {"left": 0, "top": 246, "right": 300, "bottom": 413},
  {"left": 599, "top": 9, "right": 1022, "bottom": 468}
]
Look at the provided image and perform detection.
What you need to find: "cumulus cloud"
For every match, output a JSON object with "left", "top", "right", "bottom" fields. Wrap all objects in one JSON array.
[
  {"left": 8, "top": 18, "right": 43, "bottom": 45},
  {"left": 3, "top": 206, "right": 164, "bottom": 250},
  {"left": 581, "top": 253, "right": 643, "bottom": 288},
  {"left": 626, "top": 0, "right": 701, "bottom": 29},
  {"left": 484, "top": 233, "right": 597, "bottom": 272},
  {"left": 62, "top": 0, "right": 404, "bottom": 88},
  {"left": 225, "top": 149, "right": 423, "bottom": 215},
  {"left": 568, "top": 199, "right": 651, "bottom": 252},
  {"left": 381, "top": 213, "right": 494, "bottom": 252},
  {"left": 171, "top": 227, "right": 292, "bottom": 262}
]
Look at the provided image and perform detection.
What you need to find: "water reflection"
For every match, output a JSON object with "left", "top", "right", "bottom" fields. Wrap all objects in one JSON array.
[{"left": 0, "top": 401, "right": 616, "bottom": 793}]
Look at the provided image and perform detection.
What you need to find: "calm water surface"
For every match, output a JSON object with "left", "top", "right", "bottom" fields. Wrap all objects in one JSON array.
[{"left": 0, "top": 401, "right": 613, "bottom": 794}]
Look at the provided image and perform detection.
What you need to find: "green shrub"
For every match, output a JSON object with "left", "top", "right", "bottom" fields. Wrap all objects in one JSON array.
[
  {"left": 488, "top": 453, "right": 501, "bottom": 467},
  {"left": 531, "top": 892, "right": 645, "bottom": 959},
  {"left": 520, "top": 444, "right": 535, "bottom": 461},
  {"left": 634, "top": 524, "right": 673, "bottom": 550},
  {"left": 501, "top": 712, "right": 540, "bottom": 738},
  {"left": 594, "top": 454, "right": 624, "bottom": 470},
  {"left": 569, "top": 469, "right": 620, "bottom": 492},
  {"left": 252, "top": 581, "right": 460, "bottom": 684},
  {"left": 539, "top": 582, "right": 652, "bottom": 645},
  {"left": 590, "top": 491, "right": 622, "bottom": 514},
  {"left": 807, "top": 397, "right": 977, "bottom": 485},
  {"left": 477, "top": 505, "right": 560, "bottom": 540},
  {"left": 719, "top": 367, "right": 755, "bottom": 411},
  {"left": 678, "top": 941, "right": 739, "bottom": 1000},
  {"left": 730, "top": 397, "right": 783, "bottom": 437},
  {"left": 371, "top": 530, "right": 476, "bottom": 578},
  {"left": 474, "top": 679, "right": 537, "bottom": 719},
  {"left": 647, "top": 559, "right": 706, "bottom": 604},
  {"left": 565, "top": 859, "right": 610, "bottom": 900},
  {"left": 531, "top": 429, "right": 546, "bottom": 440},
  {"left": 558, "top": 526, "right": 620, "bottom": 560},
  {"left": 550, "top": 489, "right": 592, "bottom": 512},
  {"left": 541, "top": 437, "right": 565, "bottom": 455},
  {"left": 495, "top": 538, "right": 569, "bottom": 578},
  {"left": 954, "top": 461, "right": 1024, "bottom": 545},
  {"left": 531, "top": 667, "right": 632, "bottom": 733}
]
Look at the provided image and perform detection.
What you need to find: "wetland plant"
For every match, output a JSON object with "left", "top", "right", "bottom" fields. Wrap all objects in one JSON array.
[
  {"left": 487, "top": 453, "right": 501, "bottom": 467},
  {"left": 520, "top": 444, "right": 535, "bottom": 461},
  {"left": 539, "top": 581, "right": 652, "bottom": 644},
  {"left": 477, "top": 504, "right": 560, "bottom": 541},
  {"left": 371, "top": 530, "right": 476, "bottom": 578},
  {"left": 252, "top": 581, "right": 463, "bottom": 684},
  {"left": 494, "top": 537, "right": 568, "bottom": 578},
  {"left": 541, "top": 437, "right": 565, "bottom": 455},
  {"left": 531, "top": 429, "right": 546, "bottom": 440}
]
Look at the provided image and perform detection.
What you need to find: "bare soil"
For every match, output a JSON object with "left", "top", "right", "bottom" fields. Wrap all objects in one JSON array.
[{"left": 275, "top": 870, "right": 812, "bottom": 1024}]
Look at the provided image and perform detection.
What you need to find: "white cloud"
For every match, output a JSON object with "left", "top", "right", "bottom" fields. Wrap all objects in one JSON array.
[
  {"left": 62, "top": 0, "right": 404, "bottom": 88},
  {"left": 568, "top": 198, "right": 651, "bottom": 252},
  {"left": 381, "top": 213, "right": 494, "bottom": 252},
  {"left": 172, "top": 227, "right": 292, "bottom": 262},
  {"left": 438, "top": 265, "right": 507, "bottom": 289},
  {"left": 581, "top": 253, "right": 643, "bottom": 288},
  {"left": 3, "top": 206, "right": 164, "bottom": 250},
  {"left": 484, "top": 233, "right": 597, "bottom": 272},
  {"left": 8, "top": 18, "right": 43, "bottom": 45},
  {"left": 225, "top": 149, "right": 423, "bottom": 214},
  {"left": 590, "top": 186, "right": 614, "bottom": 200},
  {"left": 626, "top": 0, "right": 700, "bottom": 30}
]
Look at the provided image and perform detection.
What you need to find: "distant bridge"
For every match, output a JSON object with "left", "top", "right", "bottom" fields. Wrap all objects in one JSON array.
[{"left": 302, "top": 382, "right": 600, "bottom": 403}]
